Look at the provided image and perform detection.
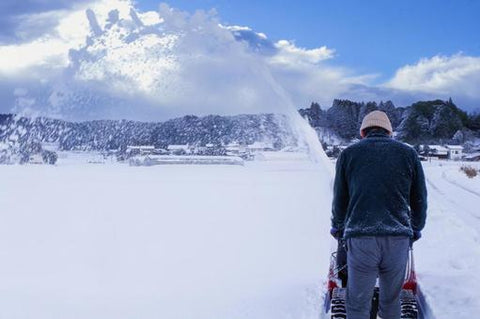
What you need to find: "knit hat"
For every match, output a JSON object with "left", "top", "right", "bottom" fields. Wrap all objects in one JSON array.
[{"left": 360, "top": 110, "right": 393, "bottom": 135}]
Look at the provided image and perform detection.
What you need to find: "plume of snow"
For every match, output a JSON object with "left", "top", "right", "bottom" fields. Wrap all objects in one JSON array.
[{"left": 1, "top": 1, "right": 355, "bottom": 120}]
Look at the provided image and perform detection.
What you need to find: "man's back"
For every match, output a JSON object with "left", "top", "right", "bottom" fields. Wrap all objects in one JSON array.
[
  {"left": 331, "top": 130, "right": 427, "bottom": 239},
  {"left": 330, "top": 111, "right": 428, "bottom": 319}
]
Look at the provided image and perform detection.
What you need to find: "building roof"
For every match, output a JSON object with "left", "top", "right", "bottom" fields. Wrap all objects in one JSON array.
[
  {"left": 248, "top": 142, "right": 273, "bottom": 149},
  {"left": 127, "top": 145, "right": 155, "bottom": 150},
  {"left": 445, "top": 145, "right": 464, "bottom": 150},
  {"left": 464, "top": 152, "right": 480, "bottom": 159},
  {"left": 167, "top": 145, "right": 189, "bottom": 150},
  {"left": 227, "top": 142, "right": 240, "bottom": 147},
  {"left": 428, "top": 145, "right": 448, "bottom": 153}
]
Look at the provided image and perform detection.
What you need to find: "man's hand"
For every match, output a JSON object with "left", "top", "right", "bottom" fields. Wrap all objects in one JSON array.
[{"left": 330, "top": 227, "right": 342, "bottom": 239}]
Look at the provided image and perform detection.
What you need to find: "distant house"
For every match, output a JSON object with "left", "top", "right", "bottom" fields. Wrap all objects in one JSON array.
[
  {"left": 247, "top": 142, "right": 274, "bottom": 152},
  {"left": 41, "top": 142, "right": 59, "bottom": 151},
  {"left": 167, "top": 144, "right": 190, "bottom": 155},
  {"left": 225, "top": 142, "right": 251, "bottom": 159},
  {"left": 427, "top": 145, "right": 448, "bottom": 159},
  {"left": 226, "top": 142, "right": 239, "bottom": 152},
  {"left": 127, "top": 145, "right": 155, "bottom": 155},
  {"left": 29, "top": 154, "right": 44, "bottom": 164},
  {"left": 226, "top": 142, "right": 248, "bottom": 155},
  {"left": 445, "top": 145, "right": 464, "bottom": 160},
  {"left": 151, "top": 148, "right": 169, "bottom": 155},
  {"left": 464, "top": 152, "right": 480, "bottom": 162}
]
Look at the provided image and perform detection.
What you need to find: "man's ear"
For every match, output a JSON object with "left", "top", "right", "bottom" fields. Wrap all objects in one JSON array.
[{"left": 360, "top": 130, "right": 366, "bottom": 138}]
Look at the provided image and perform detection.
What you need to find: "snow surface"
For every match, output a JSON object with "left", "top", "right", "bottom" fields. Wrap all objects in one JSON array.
[
  {"left": 415, "top": 160, "right": 480, "bottom": 319},
  {"left": 0, "top": 155, "right": 479, "bottom": 318},
  {"left": 0, "top": 154, "right": 332, "bottom": 319}
]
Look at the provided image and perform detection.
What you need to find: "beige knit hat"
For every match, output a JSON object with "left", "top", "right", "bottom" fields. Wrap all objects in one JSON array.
[{"left": 360, "top": 110, "right": 393, "bottom": 135}]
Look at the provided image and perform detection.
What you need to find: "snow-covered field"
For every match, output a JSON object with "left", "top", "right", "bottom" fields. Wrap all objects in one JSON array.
[
  {"left": 0, "top": 154, "right": 479, "bottom": 319},
  {"left": 0, "top": 153, "right": 332, "bottom": 319}
]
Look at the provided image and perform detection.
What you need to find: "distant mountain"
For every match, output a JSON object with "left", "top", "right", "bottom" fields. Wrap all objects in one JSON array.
[
  {"left": 0, "top": 113, "right": 294, "bottom": 162},
  {"left": 1, "top": 98, "right": 479, "bottom": 164},
  {"left": 299, "top": 100, "right": 405, "bottom": 140},
  {"left": 299, "top": 99, "right": 480, "bottom": 144},
  {"left": 396, "top": 99, "right": 468, "bottom": 143}
]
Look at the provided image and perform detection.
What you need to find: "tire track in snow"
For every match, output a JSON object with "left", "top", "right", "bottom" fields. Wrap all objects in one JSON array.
[
  {"left": 425, "top": 176, "right": 444, "bottom": 194},
  {"left": 426, "top": 169, "right": 480, "bottom": 229},
  {"left": 419, "top": 166, "right": 480, "bottom": 318},
  {"left": 441, "top": 171, "right": 480, "bottom": 198}
]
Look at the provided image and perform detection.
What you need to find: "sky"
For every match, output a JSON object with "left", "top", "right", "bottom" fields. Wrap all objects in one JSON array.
[
  {"left": 0, "top": 0, "right": 479, "bottom": 120},
  {"left": 136, "top": 0, "right": 480, "bottom": 82}
]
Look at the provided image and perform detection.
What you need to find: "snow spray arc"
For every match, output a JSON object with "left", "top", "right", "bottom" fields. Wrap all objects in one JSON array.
[
  {"left": 256, "top": 64, "right": 333, "bottom": 169},
  {"left": 9, "top": 1, "right": 333, "bottom": 170}
]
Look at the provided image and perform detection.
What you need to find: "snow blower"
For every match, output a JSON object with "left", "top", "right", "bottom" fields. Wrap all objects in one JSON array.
[{"left": 323, "top": 243, "right": 429, "bottom": 319}]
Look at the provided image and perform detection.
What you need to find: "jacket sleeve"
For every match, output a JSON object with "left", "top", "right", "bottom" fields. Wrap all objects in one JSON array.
[
  {"left": 331, "top": 152, "right": 349, "bottom": 230},
  {"left": 410, "top": 153, "right": 427, "bottom": 232}
]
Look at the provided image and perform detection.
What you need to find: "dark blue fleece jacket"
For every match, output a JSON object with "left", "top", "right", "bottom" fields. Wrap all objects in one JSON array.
[{"left": 331, "top": 131, "right": 427, "bottom": 239}]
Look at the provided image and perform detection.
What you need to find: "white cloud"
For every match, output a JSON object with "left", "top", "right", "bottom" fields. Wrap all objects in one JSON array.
[
  {"left": 270, "top": 40, "right": 334, "bottom": 65},
  {"left": 2, "top": 1, "right": 479, "bottom": 120},
  {"left": 0, "top": 37, "right": 69, "bottom": 74},
  {"left": 1, "top": 1, "right": 358, "bottom": 120},
  {"left": 0, "top": 0, "right": 99, "bottom": 44},
  {"left": 0, "top": 0, "right": 134, "bottom": 75},
  {"left": 266, "top": 41, "right": 372, "bottom": 108},
  {"left": 386, "top": 54, "right": 480, "bottom": 100}
]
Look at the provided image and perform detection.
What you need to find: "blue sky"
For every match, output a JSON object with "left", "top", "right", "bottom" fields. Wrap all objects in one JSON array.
[
  {"left": 136, "top": 0, "right": 480, "bottom": 83},
  {"left": 0, "top": 0, "right": 479, "bottom": 120}
]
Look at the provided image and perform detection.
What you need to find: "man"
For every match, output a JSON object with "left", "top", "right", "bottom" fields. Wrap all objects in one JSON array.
[{"left": 330, "top": 110, "right": 427, "bottom": 319}]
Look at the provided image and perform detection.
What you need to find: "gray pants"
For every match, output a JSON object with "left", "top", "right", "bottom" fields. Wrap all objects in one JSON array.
[{"left": 346, "top": 236, "right": 410, "bottom": 319}]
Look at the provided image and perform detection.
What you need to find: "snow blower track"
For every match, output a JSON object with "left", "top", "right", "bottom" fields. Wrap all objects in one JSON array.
[{"left": 413, "top": 162, "right": 480, "bottom": 318}]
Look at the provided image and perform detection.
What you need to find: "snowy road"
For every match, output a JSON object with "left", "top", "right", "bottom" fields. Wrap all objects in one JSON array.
[{"left": 416, "top": 161, "right": 480, "bottom": 319}]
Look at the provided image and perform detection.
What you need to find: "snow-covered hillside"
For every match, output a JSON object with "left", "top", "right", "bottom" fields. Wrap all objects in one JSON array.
[{"left": 0, "top": 156, "right": 478, "bottom": 318}]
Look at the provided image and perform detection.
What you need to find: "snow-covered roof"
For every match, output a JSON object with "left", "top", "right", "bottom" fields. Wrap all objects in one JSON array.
[
  {"left": 428, "top": 145, "right": 448, "bottom": 153},
  {"left": 167, "top": 145, "right": 189, "bottom": 150},
  {"left": 226, "top": 145, "right": 241, "bottom": 151},
  {"left": 227, "top": 142, "right": 240, "bottom": 147},
  {"left": 41, "top": 142, "right": 59, "bottom": 151},
  {"left": 464, "top": 152, "right": 480, "bottom": 160},
  {"left": 445, "top": 145, "right": 463, "bottom": 150},
  {"left": 248, "top": 142, "right": 273, "bottom": 149},
  {"left": 127, "top": 145, "right": 154, "bottom": 150}
]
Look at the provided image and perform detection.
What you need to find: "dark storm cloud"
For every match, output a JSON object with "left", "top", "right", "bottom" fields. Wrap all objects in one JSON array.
[{"left": 0, "top": 0, "right": 93, "bottom": 44}]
